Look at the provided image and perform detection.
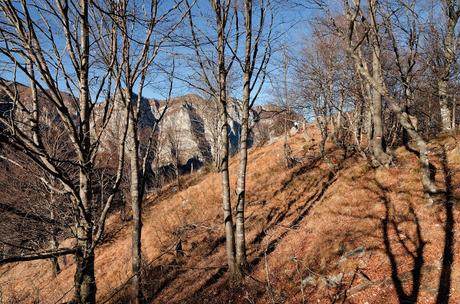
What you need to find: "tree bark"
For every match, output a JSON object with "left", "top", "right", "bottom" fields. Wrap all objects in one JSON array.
[
  {"left": 439, "top": 78, "right": 452, "bottom": 131},
  {"left": 74, "top": 226, "right": 96, "bottom": 304},
  {"left": 235, "top": 0, "right": 253, "bottom": 269},
  {"left": 128, "top": 109, "right": 143, "bottom": 304},
  {"left": 438, "top": 2, "right": 460, "bottom": 132},
  {"left": 214, "top": 0, "right": 239, "bottom": 279},
  {"left": 74, "top": 1, "right": 97, "bottom": 302},
  {"left": 235, "top": 76, "right": 249, "bottom": 270},
  {"left": 219, "top": 101, "right": 238, "bottom": 277},
  {"left": 369, "top": 10, "right": 391, "bottom": 167}
]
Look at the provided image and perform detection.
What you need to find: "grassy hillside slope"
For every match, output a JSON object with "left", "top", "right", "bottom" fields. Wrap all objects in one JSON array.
[{"left": 1, "top": 127, "right": 460, "bottom": 304}]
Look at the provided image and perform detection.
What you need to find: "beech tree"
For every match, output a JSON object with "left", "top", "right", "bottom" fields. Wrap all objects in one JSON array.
[
  {"left": 185, "top": 0, "right": 273, "bottom": 279},
  {"left": 184, "top": 0, "right": 242, "bottom": 278},
  {"left": 313, "top": 0, "right": 439, "bottom": 199},
  {"left": 437, "top": 0, "right": 460, "bottom": 131},
  {"left": 367, "top": 1, "right": 392, "bottom": 167},
  {"left": 233, "top": 0, "right": 272, "bottom": 270},
  {"left": 0, "top": 0, "right": 128, "bottom": 302},
  {"left": 96, "top": 1, "right": 182, "bottom": 302}
]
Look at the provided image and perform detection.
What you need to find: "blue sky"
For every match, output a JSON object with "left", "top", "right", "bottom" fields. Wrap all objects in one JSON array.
[
  {"left": 0, "top": 0, "right": 317, "bottom": 105},
  {"left": 151, "top": 0, "right": 318, "bottom": 104}
]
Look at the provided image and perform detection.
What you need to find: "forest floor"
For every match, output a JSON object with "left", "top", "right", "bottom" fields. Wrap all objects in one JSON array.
[{"left": 2, "top": 126, "right": 460, "bottom": 304}]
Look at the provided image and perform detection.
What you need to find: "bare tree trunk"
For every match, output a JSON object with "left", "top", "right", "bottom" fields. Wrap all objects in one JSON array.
[
  {"left": 370, "top": 18, "right": 391, "bottom": 167},
  {"left": 219, "top": 101, "right": 238, "bottom": 277},
  {"left": 402, "top": 87, "right": 413, "bottom": 147},
  {"left": 214, "top": 0, "right": 240, "bottom": 279},
  {"left": 357, "top": 98, "right": 365, "bottom": 145},
  {"left": 351, "top": 48, "right": 438, "bottom": 195},
  {"left": 127, "top": 111, "right": 143, "bottom": 304},
  {"left": 452, "top": 96, "right": 456, "bottom": 129},
  {"left": 74, "top": 240, "right": 96, "bottom": 304},
  {"left": 438, "top": 2, "right": 460, "bottom": 132},
  {"left": 49, "top": 208, "right": 61, "bottom": 277},
  {"left": 74, "top": 171, "right": 95, "bottom": 303},
  {"left": 175, "top": 159, "right": 181, "bottom": 188},
  {"left": 341, "top": 0, "right": 438, "bottom": 196},
  {"left": 237, "top": 17, "right": 272, "bottom": 254},
  {"left": 439, "top": 78, "right": 452, "bottom": 131},
  {"left": 74, "top": 1, "right": 97, "bottom": 302},
  {"left": 366, "top": 100, "right": 373, "bottom": 148},
  {"left": 235, "top": 63, "right": 250, "bottom": 270},
  {"left": 50, "top": 241, "right": 61, "bottom": 277}
]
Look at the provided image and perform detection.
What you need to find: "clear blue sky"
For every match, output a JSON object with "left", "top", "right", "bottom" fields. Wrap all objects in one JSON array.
[{"left": 0, "top": 0, "right": 317, "bottom": 105}]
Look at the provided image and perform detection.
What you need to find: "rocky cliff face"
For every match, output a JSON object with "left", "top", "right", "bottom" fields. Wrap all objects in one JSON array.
[
  {"left": 127, "top": 94, "right": 301, "bottom": 172},
  {"left": 72, "top": 91, "right": 303, "bottom": 174},
  {"left": 154, "top": 95, "right": 244, "bottom": 169},
  {"left": 96, "top": 93, "right": 245, "bottom": 172},
  {"left": 0, "top": 82, "right": 301, "bottom": 173}
]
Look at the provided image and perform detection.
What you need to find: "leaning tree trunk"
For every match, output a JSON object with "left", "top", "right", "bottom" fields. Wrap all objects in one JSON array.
[{"left": 350, "top": 47, "right": 438, "bottom": 196}]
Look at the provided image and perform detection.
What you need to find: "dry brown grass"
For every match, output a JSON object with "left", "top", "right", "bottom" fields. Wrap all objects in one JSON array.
[{"left": 2, "top": 128, "right": 460, "bottom": 304}]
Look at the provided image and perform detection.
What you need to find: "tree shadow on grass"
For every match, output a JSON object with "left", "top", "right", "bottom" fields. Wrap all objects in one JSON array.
[
  {"left": 435, "top": 146, "right": 454, "bottom": 304},
  {"left": 375, "top": 143, "right": 456, "bottom": 304},
  {"left": 377, "top": 181, "right": 426, "bottom": 304}
]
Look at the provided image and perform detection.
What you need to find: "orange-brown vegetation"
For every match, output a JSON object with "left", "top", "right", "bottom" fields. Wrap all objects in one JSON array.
[{"left": 1, "top": 126, "right": 460, "bottom": 303}]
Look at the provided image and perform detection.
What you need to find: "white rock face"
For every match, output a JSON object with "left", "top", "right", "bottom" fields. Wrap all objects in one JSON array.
[
  {"left": 154, "top": 95, "right": 244, "bottom": 168},
  {"left": 1, "top": 83, "right": 299, "bottom": 174},
  {"left": 98, "top": 93, "right": 303, "bottom": 172}
]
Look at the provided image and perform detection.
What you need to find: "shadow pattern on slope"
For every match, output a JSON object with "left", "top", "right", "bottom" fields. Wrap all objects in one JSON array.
[
  {"left": 107, "top": 143, "right": 459, "bottom": 304},
  {"left": 248, "top": 169, "right": 339, "bottom": 271},
  {"left": 324, "top": 144, "right": 457, "bottom": 304},
  {"left": 185, "top": 151, "right": 344, "bottom": 302},
  {"left": 435, "top": 146, "right": 455, "bottom": 304},
  {"left": 376, "top": 181, "right": 426, "bottom": 304}
]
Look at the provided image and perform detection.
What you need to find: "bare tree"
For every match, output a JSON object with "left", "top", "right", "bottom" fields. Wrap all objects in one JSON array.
[
  {"left": 0, "top": 0, "right": 128, "bottom": 302},
  {"left": 98, "top": 1, "right": 182, "bottom": 301},
  {"left": 233, "top": 0, "right": 273, "bottom": 270},
  {"left": 185, "top": 0, "right": 242, "bottom": 278},
  {"left": 366, "top": 0, "right": 392, "bottom": 167},
  {"left": 270, "top": 44, "right": 298, "bottom": 165},
  {"left": 332, "top": 0, "right": 438, "bottom": 196},
  {"left": 296, "top": 31, "right": 347, "bottom": 160},
  {"left": 437, "top": 0, "right": 460, "bottom": 131}
]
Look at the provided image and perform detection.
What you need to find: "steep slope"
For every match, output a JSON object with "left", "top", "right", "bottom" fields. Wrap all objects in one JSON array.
[{"left": 1, "top": 127, "right": 460, "bottom": 304}]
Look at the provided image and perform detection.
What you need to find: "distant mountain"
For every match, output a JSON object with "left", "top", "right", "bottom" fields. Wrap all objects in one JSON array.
[
  {"left": 0, "top": 82, "right": 302, "bottom": 173},
  {"left": 99, "top": 92, "right": 301, "bottom": 173}
]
